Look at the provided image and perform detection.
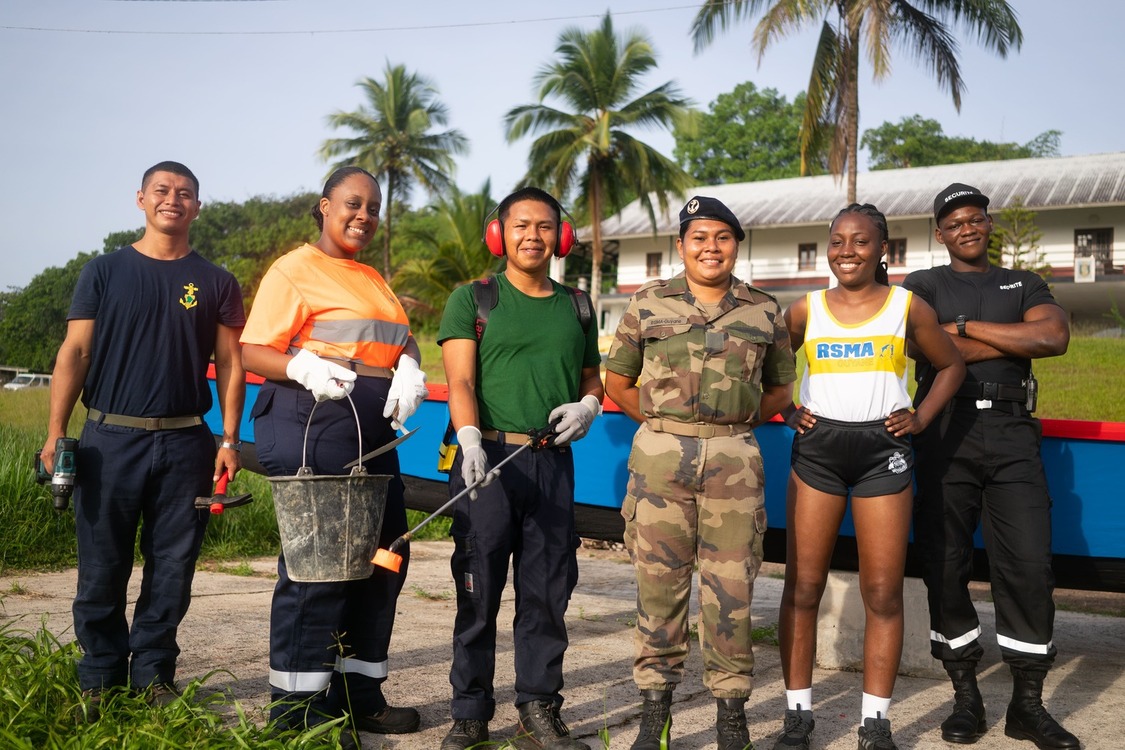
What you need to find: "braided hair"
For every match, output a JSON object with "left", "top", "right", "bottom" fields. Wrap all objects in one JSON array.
[{"left": 831, "top": 203, "right": 890, "bottom": 286}]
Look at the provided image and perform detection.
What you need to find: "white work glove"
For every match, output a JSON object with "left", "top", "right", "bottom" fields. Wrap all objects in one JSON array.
[
  {"left": 285, "top": 349, "right": 356, "bottom": 402},
  {"left": 548, "top": 395, "right": 601, "bottom": 446},
  {"left": 457, "top": 425, "right": 499, "bottom": 501},
  {"left": 383, "top": 354, "right": 429, "bottom": 430}
]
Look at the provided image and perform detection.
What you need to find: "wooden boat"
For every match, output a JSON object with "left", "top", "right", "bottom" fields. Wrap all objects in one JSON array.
[{"left": 206, "top": 371, "right": 1125, "bottom": 593}]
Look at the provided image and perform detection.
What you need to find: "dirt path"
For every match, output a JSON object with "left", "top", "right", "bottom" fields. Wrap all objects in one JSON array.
[{"left": 2, "top": 541, "right": 1122, "bottom": 749}]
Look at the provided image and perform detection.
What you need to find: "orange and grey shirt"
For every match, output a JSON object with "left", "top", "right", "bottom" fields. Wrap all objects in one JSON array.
[{"left": 241, "top": 243, "right": 409, "bottom": 369}]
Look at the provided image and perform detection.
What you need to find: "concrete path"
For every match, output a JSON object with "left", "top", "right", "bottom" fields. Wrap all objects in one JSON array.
[{"left": 2, "top": 540, "right": 1121, "bottom": 749}]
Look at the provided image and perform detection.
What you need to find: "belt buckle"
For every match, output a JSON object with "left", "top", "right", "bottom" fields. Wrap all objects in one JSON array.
[
  {"left": 144, "top": 417, "right": 162, "bottom": 430},
  {"left": 975, "top": 399, "right": 993, "bottom": 410}
]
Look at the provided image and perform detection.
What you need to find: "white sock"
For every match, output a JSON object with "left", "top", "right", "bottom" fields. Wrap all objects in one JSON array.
[
  {"left": 861, "top": 692, "right": 891, "bottom": 724},
  {"left": 786, "top": 688, "right": 813, "bottom": 712}
]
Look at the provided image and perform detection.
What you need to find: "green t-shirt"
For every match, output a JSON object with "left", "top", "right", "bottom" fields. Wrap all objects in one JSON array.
[{"left": 438, "top": 274, "right": 601, "bottom": 432}]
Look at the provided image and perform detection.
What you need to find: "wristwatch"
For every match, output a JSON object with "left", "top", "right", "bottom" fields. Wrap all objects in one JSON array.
[
  {"left": 220, "top": 441, "right": 242, "bottom": 452},
  {"left": 955, "top": 315, "right": 968, "bottom": 338}
]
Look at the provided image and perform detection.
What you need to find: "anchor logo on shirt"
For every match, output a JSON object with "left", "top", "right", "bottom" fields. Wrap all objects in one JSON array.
[{"left": 179, "top": 283, "right": 199, "bottom": 310}]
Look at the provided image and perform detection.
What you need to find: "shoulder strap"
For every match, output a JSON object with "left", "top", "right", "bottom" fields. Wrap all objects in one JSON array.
[
  {"left": 474, "top": 278, "right": 594, "bottom": 339},
  {"left": 472, "top": 278, "right": 499, "bottom": 341},
  {"left": 563, "top": 285, "right": 594, "bottom": 333}
]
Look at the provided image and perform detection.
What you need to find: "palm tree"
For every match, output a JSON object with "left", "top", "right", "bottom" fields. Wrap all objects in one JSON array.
[
  {"left": 321, "top": 62, "right": 469, "bottom": 277},
  {"left": 505, "top": 11, "right": 695, "bottom": 312},
  {"left": 691, "top": 0, "right": 1023, "bottom": 202},
  {"left": 392, "top": 181, "right": 501, "bottom": 326}
]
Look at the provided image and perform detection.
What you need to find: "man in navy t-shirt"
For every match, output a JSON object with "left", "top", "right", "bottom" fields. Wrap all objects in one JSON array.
[{"left": 41, "top": 161, "right": 246, "bottom": 717}]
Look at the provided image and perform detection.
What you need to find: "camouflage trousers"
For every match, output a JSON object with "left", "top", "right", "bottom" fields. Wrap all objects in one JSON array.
[{"left": 621, "top": 424, "right": 768, "bottom": 698}]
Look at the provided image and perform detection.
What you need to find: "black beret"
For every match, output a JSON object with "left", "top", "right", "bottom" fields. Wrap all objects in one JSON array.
[{"left": 678, "top": 195, "right": 746, "bottom": 242}]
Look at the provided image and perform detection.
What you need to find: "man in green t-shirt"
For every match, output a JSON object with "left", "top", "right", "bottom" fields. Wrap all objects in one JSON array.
[{"left": 436, "top": 187, "right": 603, "bottom": 750}]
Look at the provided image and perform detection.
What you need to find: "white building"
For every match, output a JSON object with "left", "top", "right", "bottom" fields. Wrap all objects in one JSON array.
[{"left": 585, "top": 152, "right": 1125, "bottom": 334}]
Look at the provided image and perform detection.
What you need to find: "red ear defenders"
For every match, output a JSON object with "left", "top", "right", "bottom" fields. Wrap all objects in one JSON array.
[{"left": 483, "top": 205, "right": 576, "bottom": 258}]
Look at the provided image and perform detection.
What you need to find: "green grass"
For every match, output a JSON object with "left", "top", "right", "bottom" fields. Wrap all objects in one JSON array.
[
  {"left": 0, "top": 621, "right": 359, "bottom": 749},
  {"left": 1033, "top": 337, "right": 1124, "bottom": 421}
]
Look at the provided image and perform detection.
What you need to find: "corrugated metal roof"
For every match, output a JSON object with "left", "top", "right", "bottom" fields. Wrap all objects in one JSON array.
[{"left": 591, "top": 152, "right": 1125, "bottom": 239}]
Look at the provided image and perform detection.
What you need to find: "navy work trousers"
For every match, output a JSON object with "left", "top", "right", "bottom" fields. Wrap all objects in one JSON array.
[
  {"left": 913, "top": 404, "right": 1057, "bottom": 673},
  {"left": 72, "top": 420, "right": 214, "bottom": 691},
  {"left": 253, "top": 376, "right": 408, "bottom": 723},
  {"left": 448, "top": 438, "right": 580, "bottom": 721}
]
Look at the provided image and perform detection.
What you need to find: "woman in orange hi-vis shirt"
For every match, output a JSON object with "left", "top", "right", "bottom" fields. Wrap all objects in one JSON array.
[{"left": 241, "top": 167, "right": 428, "bottom": 745}]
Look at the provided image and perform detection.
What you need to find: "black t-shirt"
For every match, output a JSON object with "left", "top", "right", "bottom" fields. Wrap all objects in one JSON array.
[
  {"left": 903, "top": 264, "right": 1057, "bottom": 399},
  {"left": 68, "top": 246, "right": 246, "bottom": 417}
]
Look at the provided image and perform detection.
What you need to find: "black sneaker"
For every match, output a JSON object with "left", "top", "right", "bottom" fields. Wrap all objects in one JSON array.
[
  {"left": 354, "top": 704, "right": 421, "bottom": 734},
  {"left": 516, "top": 701, "right": 590, "bottom": 749},
  {"left": 772, "top": 707, "right": 815, "bottom": 750},
  {"left": 441, "top": 719, "right": 489, "bottom": 750},
  {"left": 857, "top": 717, "right": 897, "bottom": 750}
]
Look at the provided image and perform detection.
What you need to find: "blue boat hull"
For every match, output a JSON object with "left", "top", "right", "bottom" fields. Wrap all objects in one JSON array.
[{"left": 207, "top": 377, "right": 1125, "bottom": 593}]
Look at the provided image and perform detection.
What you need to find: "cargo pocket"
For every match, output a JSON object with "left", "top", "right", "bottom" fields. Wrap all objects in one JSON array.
[
  {"left": 749, "top": 505, "right": 768, "bottom": 579},
  {"left": 248, "top": 387, "right": 277, "bottom": 462},
  {"left": 451, "top": 532, "right": 483, "bottom": 602},
  {"left": 621, "top": 494, "right": 639, "bottom": 559}
]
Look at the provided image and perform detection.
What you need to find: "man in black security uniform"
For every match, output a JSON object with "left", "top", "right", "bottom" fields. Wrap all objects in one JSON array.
[
  {"left": 41, "top": 161, "right": 246, "bottom": 718},
  {"left": 904, "top": 184, "right": 1077, "bottom": 749}
]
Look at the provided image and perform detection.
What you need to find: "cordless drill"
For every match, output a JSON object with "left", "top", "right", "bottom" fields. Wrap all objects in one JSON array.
[{"left": 35, "top": 437, "right": 79, "bottom": 511}]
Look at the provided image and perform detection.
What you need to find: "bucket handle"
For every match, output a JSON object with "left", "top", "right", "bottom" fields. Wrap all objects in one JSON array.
[{"left": 297, "top": 392, "right": 367, "bottom": 478}]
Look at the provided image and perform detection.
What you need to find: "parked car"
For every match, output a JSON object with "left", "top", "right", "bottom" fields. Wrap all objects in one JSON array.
[{"left": 3, "top": 373, "right": 52, "bottom": 391}]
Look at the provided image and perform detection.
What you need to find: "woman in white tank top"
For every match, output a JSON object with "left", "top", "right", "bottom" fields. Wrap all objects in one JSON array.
[{"left": 765, "top": 204, "right": 965, "bottom": 750}]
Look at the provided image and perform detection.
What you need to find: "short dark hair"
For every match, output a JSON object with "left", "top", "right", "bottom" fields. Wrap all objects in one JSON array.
[
  {"left": 142, "top": 161, "right": 199, "bottom": 196},
  {"left": 831, "top": 203, "right": 890, "bottom": 286},
  {"left": 311, "top": 166, "right": 379, "bottom": 230},
  {"left": 498, "top": 186, "right": 562, "bottom": 225}
]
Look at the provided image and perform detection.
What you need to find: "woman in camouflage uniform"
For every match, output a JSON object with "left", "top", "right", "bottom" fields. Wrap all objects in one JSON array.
[{"left": 606, "top": 195, "right": 796, "bottom": 750}]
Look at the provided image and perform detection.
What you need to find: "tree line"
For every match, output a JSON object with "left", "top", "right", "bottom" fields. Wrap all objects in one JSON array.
[{"left": 2, "top": 2, "right": 1041, "bottom": 372}]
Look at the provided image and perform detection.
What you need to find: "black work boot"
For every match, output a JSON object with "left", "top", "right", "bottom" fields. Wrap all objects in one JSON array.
[
  {"left": 771, "top": 705, "right": 815, "bottom": 750},
  {"left": 716, "top": 697, "right": 753, "bottom": 750},
  {"left": 631, "top": 689, "right": 673, "bottom": 750},
  {"left": 516, "top": 700, "right": 590, "bottom": 749},
  {"left": 1004, "top": 670, "right": 1080, "bottom": 749},
  {"left": 440, "top": 719, "right": 489, "bottom": 750},
  {"left": 354, "top": 704, "right": 421, "bottom": 734},
  {"left": 941, "top": 668, "right": 987, "bottom": 743}
]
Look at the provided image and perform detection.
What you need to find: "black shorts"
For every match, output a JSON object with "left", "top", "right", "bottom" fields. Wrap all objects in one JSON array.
[{"left": 791, "top": 416, "right": 913, "bottom": 497}]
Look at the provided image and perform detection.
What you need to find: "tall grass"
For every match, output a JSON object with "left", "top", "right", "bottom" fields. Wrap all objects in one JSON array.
[{"left": 0, "top": 620, "right": 356, "bottom": 748}]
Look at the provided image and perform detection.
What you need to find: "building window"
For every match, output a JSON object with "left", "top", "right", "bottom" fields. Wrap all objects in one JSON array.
[
  {"left": 1075, "top": 228, "right": 1114, "bottom": 274},
  {"left": 798, "top": 243, "right": 817, "bottom": 271},
  {"left": 887, "top": 238, "right": 907, "bottom": 266},
  {"left": 645, "top": 252, "right": 661, "bottom": 278}
]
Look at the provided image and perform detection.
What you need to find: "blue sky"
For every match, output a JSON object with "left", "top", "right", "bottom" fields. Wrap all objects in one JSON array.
[{"left": 2, "top": 0, "right": 1122, "bottom": 289}]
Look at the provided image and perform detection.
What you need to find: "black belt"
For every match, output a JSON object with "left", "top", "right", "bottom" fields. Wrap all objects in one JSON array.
[{"left": 956, "top": 381, "right": 1026, "bottom": 402}]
